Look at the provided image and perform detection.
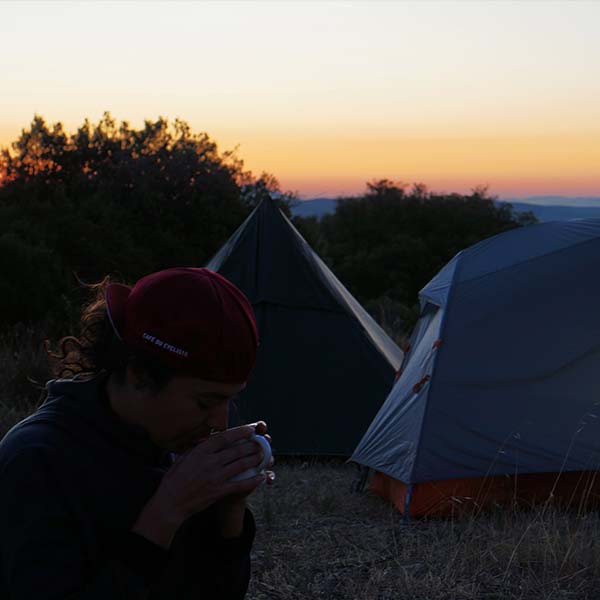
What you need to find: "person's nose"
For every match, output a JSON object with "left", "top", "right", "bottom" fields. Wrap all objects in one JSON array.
[{"left": 208, "top": 400, "right": 229, "bottom": 431}]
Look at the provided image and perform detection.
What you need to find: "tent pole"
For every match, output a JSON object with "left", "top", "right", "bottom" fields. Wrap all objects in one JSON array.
[{"left": 353, "top": 465, "right": 370, "bottom": 493}]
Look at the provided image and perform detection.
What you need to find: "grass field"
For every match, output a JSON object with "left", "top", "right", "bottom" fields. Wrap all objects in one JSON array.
[{"left": 247, "top": 461, "right": 600, "bottom": 600}]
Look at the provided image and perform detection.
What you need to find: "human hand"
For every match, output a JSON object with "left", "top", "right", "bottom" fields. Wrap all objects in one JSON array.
[
  {"left": 214, "top": 421, "right": 275, "bottom": 538},
  {"left": 133, "top": 424, "right": 267, "bottom": 547},
  {"left": 222, "top": 421, "right": 275, "bottom": 489}
]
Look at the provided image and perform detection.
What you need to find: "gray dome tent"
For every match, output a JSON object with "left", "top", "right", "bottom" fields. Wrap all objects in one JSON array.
[
  {"left": 352, "top": 219, "right": 600, "bottom": 516},
  {"left": 206, "top": 197, "right": 404, "bottom": 455}
]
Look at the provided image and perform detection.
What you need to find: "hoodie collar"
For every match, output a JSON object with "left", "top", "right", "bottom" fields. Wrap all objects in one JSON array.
[{"left": 42, "top": 375, "right": 169, "bottom": 466}]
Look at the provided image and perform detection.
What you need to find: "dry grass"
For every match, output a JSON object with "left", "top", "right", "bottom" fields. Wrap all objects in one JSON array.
[
  {"left": 0, "top": 324, "right": 50, "bottom": 437},
  {"left": 247, "top": 461, "right": 600, "bottom": 600}
]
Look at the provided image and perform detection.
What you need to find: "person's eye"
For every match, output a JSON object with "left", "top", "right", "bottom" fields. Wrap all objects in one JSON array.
[{"left": 194, "top": 395, "right": 233, "bottom": 408}]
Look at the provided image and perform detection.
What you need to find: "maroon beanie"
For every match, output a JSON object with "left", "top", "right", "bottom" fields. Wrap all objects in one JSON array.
[{"left": 105, "top": 268, "right": 258, "bottom": 383}]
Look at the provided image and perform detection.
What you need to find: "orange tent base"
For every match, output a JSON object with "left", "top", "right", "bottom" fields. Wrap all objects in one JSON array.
[{"left": 370, "top": 470, "right": 600, "bottom": 517}]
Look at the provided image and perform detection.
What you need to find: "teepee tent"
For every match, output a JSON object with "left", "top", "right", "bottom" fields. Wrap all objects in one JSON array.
[
  {"left": 352, "top": 219, "right": 600, "bottom": 516},
  {"left": 206, "top": 197, "right": 404, "bottom": 455}
]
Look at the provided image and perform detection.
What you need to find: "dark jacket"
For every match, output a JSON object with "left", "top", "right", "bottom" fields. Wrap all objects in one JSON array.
[{"left": 0, "top": 376, "right": 255, "bottom": 599}]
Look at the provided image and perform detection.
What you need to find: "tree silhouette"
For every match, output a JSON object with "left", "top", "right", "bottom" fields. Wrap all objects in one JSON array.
[{"left": 0, "top": 113, "right": 288, "bottom": 326}]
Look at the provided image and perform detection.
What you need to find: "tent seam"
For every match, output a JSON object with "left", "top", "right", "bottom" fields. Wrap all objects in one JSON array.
[
  {"left": 279, "top": 203, "right": 403, "bottom": 370},
  {"left": 254, "top": 199, "right": 264, "bottom": 294},
  {"left": 407, "top": 252, "right": 463, "bottom": 485},
  {"left": 205, "top": 206, "right": 257, "bottom": 270}
]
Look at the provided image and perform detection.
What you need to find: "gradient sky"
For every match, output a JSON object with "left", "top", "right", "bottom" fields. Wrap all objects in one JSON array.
[{"left": 1, "top": 0, "right": 599, "bottom": 198}]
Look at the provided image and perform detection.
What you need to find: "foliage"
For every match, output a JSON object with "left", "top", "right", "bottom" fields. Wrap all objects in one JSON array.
[
  {"left": 293, "top": 180, "right": 533, "bottom": 334},
  {"left": 0, "top": 113, "right": 292, "bottom": 328}
]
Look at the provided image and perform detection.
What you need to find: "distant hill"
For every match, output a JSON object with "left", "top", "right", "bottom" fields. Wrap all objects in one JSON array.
[
  {"left": 502, "top": 196, "right": 600, "bottom": 208},
  {"left": 507, "top": 202, "right": 600, "bottom": 222},
  {"left": 291, "top": 197, "right": 600, "bottom": 222},
  {"left": 291, "top": 197, "right": 340, "bottom": 218}
]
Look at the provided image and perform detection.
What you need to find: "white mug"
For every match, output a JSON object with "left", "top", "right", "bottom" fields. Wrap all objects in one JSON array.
[{"left": 229, "top": 433, "right": 272, "bottom": 482}]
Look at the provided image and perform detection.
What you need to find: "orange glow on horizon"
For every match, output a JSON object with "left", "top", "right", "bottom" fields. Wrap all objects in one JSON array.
[
  {"left": 2, "top": 125, "right": 599, "bottom": 199},
  {"left": 276, "top": 176, "right": 600, "bottom": 200},
  {"left": 214, "top": 131, "right": 600, "bottom": 199}
]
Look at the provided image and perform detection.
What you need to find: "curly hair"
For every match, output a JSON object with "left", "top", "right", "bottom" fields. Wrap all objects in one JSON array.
[{"left": 46, "top": 277, "right": 175, "bottom": 389}]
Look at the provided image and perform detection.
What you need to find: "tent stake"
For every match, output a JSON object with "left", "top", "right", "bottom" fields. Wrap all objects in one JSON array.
[{"left": 403, "top": 484, "right": 413, "bottom": 522}]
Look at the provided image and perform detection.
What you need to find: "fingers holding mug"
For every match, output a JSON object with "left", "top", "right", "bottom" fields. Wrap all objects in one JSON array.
[
  {"left": 248, "top": 421, "right": 274, "bottom": 468},
  {"left": 227, "top": 433, "right": 272, "bottom": 482}
]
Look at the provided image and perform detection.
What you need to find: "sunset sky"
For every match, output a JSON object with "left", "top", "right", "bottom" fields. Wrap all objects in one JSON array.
[{"left": 1, "top": 1, "right": 599, "bottom": 199}]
